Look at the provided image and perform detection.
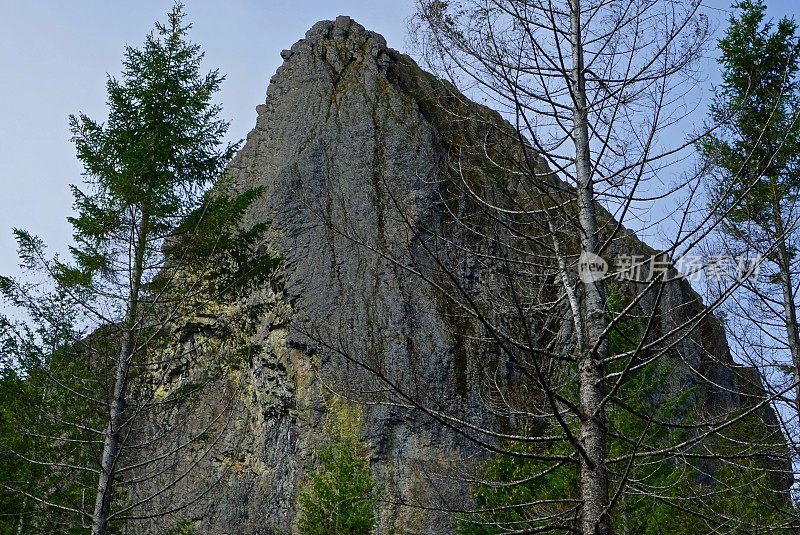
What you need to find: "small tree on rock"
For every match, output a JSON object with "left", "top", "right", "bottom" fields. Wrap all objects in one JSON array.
[{"left": 297, "top": 396, "right": 378, "bottom": 535}]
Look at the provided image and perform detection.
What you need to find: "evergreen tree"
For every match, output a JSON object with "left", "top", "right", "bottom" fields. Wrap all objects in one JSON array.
[
  {"left": 297, "top": 397, "right": 378, "bottom": 535},
  {"left": 698, "top": 1, "right": 800, "bottom": 420},
  {"left": 1, "top": 3, "right": 276, "bottom": 534}
]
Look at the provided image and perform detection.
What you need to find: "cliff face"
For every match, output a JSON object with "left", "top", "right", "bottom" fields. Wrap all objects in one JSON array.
[
  {"left": 124, "top": 17, "right": 785, "bottom": 534},
  {"left": 218, "top": 17, "right": 485, "bottom": 532}
]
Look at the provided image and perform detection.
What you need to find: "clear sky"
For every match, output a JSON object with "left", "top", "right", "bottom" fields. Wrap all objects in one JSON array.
[{"left": 0, "top": 0, "right": 797, "bottom": 280}]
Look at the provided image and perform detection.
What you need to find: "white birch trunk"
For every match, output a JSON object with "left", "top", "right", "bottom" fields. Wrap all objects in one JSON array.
[{"left": 569, "top": 1, "right": 611, "bottom": 532}]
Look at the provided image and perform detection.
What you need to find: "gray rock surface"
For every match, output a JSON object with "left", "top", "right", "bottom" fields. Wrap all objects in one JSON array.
[{"left": 123, "top": 16, "right": 788, "bottom": 534}]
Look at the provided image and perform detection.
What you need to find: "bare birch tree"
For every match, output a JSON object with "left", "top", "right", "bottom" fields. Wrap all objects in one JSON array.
[{"left": 295, "top": 0, "right": 800, "bottom": 532}]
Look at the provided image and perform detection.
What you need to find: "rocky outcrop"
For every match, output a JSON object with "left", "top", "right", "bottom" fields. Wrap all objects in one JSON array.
[
  {"left": 124, "top": 16, "right": 788, "bottom": 534},
  {"left": 219, "top": 17, "right": 486, "bottom": 532}
]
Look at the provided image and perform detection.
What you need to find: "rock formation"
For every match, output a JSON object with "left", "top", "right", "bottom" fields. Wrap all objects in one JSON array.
[{"left": 123, "top": 16, "right": 788, "bottom": 534}]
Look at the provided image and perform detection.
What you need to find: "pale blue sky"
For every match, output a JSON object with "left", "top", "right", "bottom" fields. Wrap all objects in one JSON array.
[{"left": 0, "top": 1, "right": 797, "bottom": 279}]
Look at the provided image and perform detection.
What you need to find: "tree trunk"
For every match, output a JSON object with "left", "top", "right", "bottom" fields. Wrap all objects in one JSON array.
[
  {"left": 779, "top": 266, "right": 800, "bottom": 424},
  {"left": 15, "top": 506, "right": 24, "bottom": 535},
  {"left": 771, "top": 204, "right": 800, "bottom": 423},
  {"left": 91, "top": 214, "right": 148, "bottom": 535},
  {"left": 570, "top": 1, "right": 611, "bottom": 533}
]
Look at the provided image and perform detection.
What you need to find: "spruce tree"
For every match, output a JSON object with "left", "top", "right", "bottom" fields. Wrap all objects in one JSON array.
[
  {"left": 1, "top": 3, "right": 276, "bottom": 533},
  {"left": 297, "top": 398, "right": 378, "bottom": 535},
  {"left": 699, "top": 0, "right": 800, "bottom": 419}
]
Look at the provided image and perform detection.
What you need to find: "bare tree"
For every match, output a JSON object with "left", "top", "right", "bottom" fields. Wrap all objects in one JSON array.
[
  {"left": 290, "top": 0, "right": 800, "bottom": 533},
  {"left": 409, "top": 1, "right": 717, "bottom": 532}
]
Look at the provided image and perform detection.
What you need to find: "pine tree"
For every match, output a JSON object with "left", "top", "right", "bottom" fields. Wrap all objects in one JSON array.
[
  {"left": 1, "top": 3, "right": 277, "bottom": 533},
  {"left": 699, "top": 0, "right": 800, "bottom": 419},
  {"left": 297, "top": 397, "right": 378, "bottom": 535}
]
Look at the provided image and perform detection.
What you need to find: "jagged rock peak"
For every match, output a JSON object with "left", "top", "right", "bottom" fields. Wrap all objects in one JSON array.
[
  {"left": 256, "top": 15, "right": 433, "bottom": 124},
  {"left": 285, "top": 16, "right": 388, "bottom": 62},
  {"left": 266, "top": 16, "right": 397, "bottom": 108}
]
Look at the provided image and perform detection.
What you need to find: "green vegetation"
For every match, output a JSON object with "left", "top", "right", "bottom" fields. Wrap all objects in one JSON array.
[
  {"left": 162, "top": 518, "right": 198, "bottom": 535},
  {"left": 0, "top": 3, "right": 276, "bottom": 533},
  {"left": 0, "top": 310, "right": 112, "bottom": 534},
  {"left": 698, "top": 0, "right": 800, "bottom": 426},
  {"left": 699, "top": 0, "right": 800, "bottom": 224},
  {"left": 457, "top": 285, "right": 794, "bottom": 533},
  {"left": 297, "top": 396, "right": 378, "bottom": 535}
]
